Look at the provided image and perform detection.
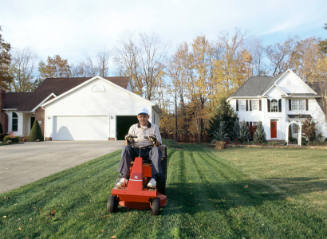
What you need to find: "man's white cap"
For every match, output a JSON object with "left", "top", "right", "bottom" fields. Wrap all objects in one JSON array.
[{"left": 138, "top": 108, "right": 149, "bottom": 115}]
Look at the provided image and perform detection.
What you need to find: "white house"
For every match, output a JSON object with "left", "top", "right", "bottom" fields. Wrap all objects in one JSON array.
[
  {"left": 0, "top": 76, "right": 160, "bottom": 141},
  {"left": 227, "top": 69, "right": 327, "bottom": 144}
]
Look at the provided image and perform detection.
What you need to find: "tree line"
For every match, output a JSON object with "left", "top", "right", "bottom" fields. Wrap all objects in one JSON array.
[{"left": 1, "top": 26, "right": 327, "bottom": 142}]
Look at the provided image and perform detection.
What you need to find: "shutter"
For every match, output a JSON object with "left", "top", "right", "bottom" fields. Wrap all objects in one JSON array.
[
  {"left": 267, "top": 99, "right": 270, "bottom": 112},
  {"left": 306, "top": 99, "right": 309, "bottom": 111},
  {"left": 259, "top": 99, "right": 262, "bottom": 111},
  {"left": 246, "top": 100, "right": 248, "bottom": 111},
  {"left": 278, "top": 99, "right": 282, "bottom": 112},
  {"left": 236, "top": 100, "right": 239, "bottom": 111},
  {"left": 289, "top": 99, "right": 292, "bottom": 111},
  {"left": 249, "top": 100, "right": 252, "bottom": 111}
]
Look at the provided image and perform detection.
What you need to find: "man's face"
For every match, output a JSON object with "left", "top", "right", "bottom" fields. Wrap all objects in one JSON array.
[{"left": 137, "top": 114, "right": 149, "bottom": 126}]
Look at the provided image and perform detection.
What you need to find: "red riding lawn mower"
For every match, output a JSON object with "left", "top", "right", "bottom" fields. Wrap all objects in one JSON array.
[{"left": 107, "top": 136, "right": 168, "bottom": 215}]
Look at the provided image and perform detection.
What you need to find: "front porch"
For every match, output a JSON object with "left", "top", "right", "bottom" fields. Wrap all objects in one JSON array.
[{"left": 5, "top": 111, "right": 37, "bottom": 137}]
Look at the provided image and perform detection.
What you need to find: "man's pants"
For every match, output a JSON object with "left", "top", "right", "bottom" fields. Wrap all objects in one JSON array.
[{"left": 117, "top": 145, "right": 162, "bottom": 179}]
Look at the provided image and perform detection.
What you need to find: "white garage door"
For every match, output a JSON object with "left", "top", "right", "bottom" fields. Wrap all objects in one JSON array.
[{"left": 53, "top": 116, "right": 109, "bottom": 140}]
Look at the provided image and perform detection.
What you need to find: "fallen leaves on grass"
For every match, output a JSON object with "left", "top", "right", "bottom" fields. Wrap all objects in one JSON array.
[
  {"left": 50, "top": 209, "right": 56, "bottom": 216},
  {"left": 111, "top": 236, "right": 117, "bottom": 239}
]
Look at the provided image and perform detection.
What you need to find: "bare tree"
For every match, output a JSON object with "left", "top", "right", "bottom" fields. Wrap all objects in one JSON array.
[
  {"left": 246, "top": 38, "right": 266, "bottom": 76},
  {"left": 71, "top": 57, "right": 97, "bottom": 77},
  {"left": 115, "top": 33, "right": 166, "bottom": 100},
  {"left": 115, "top": 39, "right": 143, "bottom": 95},
  {"left": 96, "top": 50, "right": 110, "bottom": 77},
  {"left": 9, "top": 48, "right": 37, "bottom": 92},
  {"left": 265, "top": 38, "right": 295, "bottom": 76}
]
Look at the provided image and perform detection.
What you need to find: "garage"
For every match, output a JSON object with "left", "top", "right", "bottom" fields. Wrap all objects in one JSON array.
[
  {"left": 116, "top": 115, "right": 138, "bottom": 140},
  {"left": 53, "top": 116, "right": 109, "bottom": 140},
  {"left": 43, "top": 76, "right": 160, "bottom": 141}
]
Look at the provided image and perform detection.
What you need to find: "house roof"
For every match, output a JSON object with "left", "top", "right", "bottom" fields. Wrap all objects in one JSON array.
[
  {"left": 3, "top": 76, "right": 130, "bottom": 111},
  {"left": 230, "top": 75, "right": 279, "bottom": 97}
]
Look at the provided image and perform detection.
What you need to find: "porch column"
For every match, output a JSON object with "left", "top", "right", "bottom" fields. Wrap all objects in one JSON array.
[
  {"left": 298, "top": 124, "right": 302, "bottom": 146},
  {"left": 285, "top": 123, "right": 289, "bottom": 145}
]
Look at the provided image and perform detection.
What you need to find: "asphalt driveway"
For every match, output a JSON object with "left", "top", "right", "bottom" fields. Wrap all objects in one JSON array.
[{"left": 0, "top": 141, "right": 124, "bottom": 194}]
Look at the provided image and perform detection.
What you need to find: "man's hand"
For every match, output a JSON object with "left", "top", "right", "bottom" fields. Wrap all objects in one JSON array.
[
  {"left": 124, "top": 134, "right": 134, "bottom": 145},
  {"left": 149, "top": 135, "right": 160, "bottom": 146}
]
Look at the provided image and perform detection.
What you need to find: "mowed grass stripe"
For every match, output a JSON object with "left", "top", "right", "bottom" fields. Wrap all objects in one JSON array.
[
  {"left": 187, "top": 150, "right": 234, "bottom": 238},
  {"left": 197, "top": 150, "right": 291, "bottom": 238},
  {"left": 205, "top": 149, "right": 327, "bottom": 238}
]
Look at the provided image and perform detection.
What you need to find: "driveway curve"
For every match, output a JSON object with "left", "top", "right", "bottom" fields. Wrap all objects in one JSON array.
[{"left": 0, "top": 141, "right": 124, "bottom": 193}]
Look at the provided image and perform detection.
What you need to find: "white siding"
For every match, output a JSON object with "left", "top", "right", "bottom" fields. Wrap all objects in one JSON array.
[
  {"left": 229, "top": 70, "right": 327, "bottom": 140},
  {"left": 44, "top": 77, "right": 154, "bottom": 140}
]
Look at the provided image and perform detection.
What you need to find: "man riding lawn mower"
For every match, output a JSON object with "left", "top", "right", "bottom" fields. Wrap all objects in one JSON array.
[{"left": 107, "top": 108, "right": 168, "bottom": 215}]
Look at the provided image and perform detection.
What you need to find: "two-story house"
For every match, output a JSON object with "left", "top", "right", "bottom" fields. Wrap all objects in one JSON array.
[{"left": 227, "top": 69, "right": 327, "bottom": 144}]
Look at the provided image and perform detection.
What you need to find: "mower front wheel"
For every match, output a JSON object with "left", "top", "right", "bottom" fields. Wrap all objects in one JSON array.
[
  {"left": 151, "top": 197, "right": 160, "bottom": 215},
  {"left": 107, "top": 195, "right": 119, "bottom": 213}
]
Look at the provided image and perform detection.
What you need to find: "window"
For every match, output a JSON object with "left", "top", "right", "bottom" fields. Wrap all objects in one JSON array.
[
  {"left": 291, "top": 99, "right": 305, "bottom": 111},
  {"left": 239, "top": 100, "right": 246, "bottom": 111},
  {"left": 12, "top": 112, "right": 18, "bottom": 131},
  {"left": 270, "top": 99, "right": 278, "bottom": 112},
  {"left": 251, "top": 100, "right": 259, "bottom": 111}
]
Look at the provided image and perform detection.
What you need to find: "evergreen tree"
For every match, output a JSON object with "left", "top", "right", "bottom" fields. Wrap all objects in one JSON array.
[
  {"left": 253, "top": 122, "right": 266, "bottom": 144},
  {"left": 212, "top": 121, "right": 228, "bottom": 141},
  {"left": 207, "top": 98, "right": 238, "bottom": 140},
  {"left": 239, "top": 121, "right": 250, "bottom": 143},
  {"left": 232, "top": 118, "right": 240, "bottom": 140},
  {"left": 29, "top": 120, "right": 43, "bottom": 141}
]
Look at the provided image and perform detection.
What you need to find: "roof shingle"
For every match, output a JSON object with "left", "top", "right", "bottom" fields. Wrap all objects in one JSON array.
[
  {"left": 3, "top": 76, "right": 130, "bottom": 111},
  {"left": 230, "top": 75, "right": 279, "bottom": 97}
]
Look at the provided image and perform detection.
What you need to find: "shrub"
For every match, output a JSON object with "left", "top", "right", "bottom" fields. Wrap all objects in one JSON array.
[
  {"left": 232, "top": 119, "right": 240, "bottom": 140},
  {"left": 207, "top": 98, "right": 238, "bottom": 141},
  {"left": 253, "top": 122, "right": 266, "bottom": 144},
  {"left": 239, "top": 121, "right": 250, "bottom": 143},
  {"left": 302, "top": 119, "right": 316, "bottom": 142},
  {"left": 212, "top": 121, "right": 229, "bottom": 141},
  {"left": 29, "top": 120, "right": 43, "bottom": 141},
  {"left": 3, "top": 135, "right": 19, "bottom": 144}
]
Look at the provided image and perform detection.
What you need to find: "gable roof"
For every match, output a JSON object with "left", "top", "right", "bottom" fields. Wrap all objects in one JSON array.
[
  {"left": 3, "top": 76, "right": 130, "bottom": 111},
  {"left": 42, "top": 76, "right": 154, "bottom": 108},
  {"left": 230, "top": 75, "right": 279, "bottom": 97}
]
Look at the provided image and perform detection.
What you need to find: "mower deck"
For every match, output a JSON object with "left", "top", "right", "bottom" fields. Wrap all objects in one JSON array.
[{"left": 112, "top": 187, "right": 167, "bottom": 209}]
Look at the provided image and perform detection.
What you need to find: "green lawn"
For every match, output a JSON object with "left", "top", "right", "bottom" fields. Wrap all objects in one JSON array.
[{"left": 1, "top": 143, "right": 327, "bottom": 238}]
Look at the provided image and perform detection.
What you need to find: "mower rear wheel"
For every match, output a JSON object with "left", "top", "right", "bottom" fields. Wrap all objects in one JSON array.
[
  {"left": 151, "top": 197, "right": 160, "bottom": 215},
  {"left": 107, "top": 195, "right": 118, "bottom": 213}
]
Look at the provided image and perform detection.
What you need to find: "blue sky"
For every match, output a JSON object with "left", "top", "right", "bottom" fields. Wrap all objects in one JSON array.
[{"left": 1, "top": 0, "right": 326, "bottom": 70}]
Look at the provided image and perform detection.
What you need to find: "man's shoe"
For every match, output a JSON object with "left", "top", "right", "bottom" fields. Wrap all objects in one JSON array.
[
  {"left": 147, "top": 178, "right": 157, "bottom": 188},
  {"left": 115, "top": 178, "right": 128, "bottom": 188}
]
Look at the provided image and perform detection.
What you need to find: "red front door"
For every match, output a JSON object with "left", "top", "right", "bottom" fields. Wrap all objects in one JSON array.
[{"left": 270, "top": 120, "right": 277, "bottom": 138}]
